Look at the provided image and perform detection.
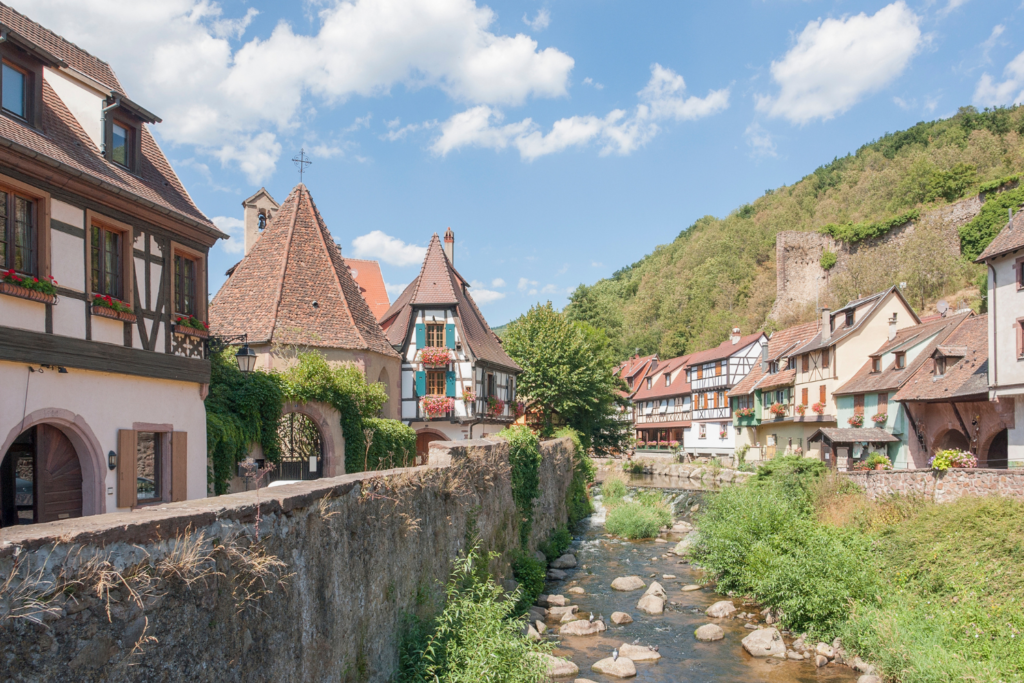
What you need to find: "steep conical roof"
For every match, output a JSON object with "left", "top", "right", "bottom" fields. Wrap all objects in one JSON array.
[
  {"left": 379, "top": 233, "right": 520, "bottom": 372},
  {"left": 210, "top": 184, "right": 398, "bottom": 357}
]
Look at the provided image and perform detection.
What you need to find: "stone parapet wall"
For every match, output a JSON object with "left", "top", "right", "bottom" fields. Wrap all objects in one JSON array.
[
  {"left": 844, "top": 468, "right": 1024, "bottom": 503},
  {"left": 0, "top": 437, "right": 574, "bottom": 683}
]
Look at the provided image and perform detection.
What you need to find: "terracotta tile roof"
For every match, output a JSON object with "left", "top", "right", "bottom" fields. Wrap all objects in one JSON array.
[
  {"left": 0, "top": 6, "right": 218, "bottom": 235},
  {"left": 728, "top": 321, "right": 818, "bottom": 397},
  {"left": 685, "top": 332, "right": 766, "bottom": 366},
  {"left": 977, "top": 210, "right": 1024, "bottom": 262},
  {"left": 792, "top": 287, "right": 920, "bottom": 355},
  {"left": 618, "top": 354, "right": 658, "bottom": 381},
  {"left": 809, "top": 427, "right": 900, "bottom": 444},
  {"left": 381, "top": 234, "right": 520, "bottom": 372},
  {"left": 894, "top": 315, "right": 989, "bottom": 402},
  {"left": 834, "top": 313, "right": 971, "bottom": 396},
  {"left": 209, "top": 184, "right": 398, "bottom": 357},
  {"left": 0, "top": 4, "right": 123, "bottom": 91},
  {"left": 630, "top": 354, "right": 691, "bottom": 400},
  {"left": 343, "top": 258, "right": 390, "bottom": 320}
]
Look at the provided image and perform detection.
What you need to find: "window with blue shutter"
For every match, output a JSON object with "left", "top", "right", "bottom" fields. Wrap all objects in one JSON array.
[
  {"left": 415, "top": 322, "right": 426, "bottom": 348},
  {"left": 445, "top": 323, "right": 456, "bottom": 349},
  {"left": 415, "top": 370, "right": 426, "bottom": 397},
  {"left": 446, "top": 371, "right": 456, "bottom": 397}
]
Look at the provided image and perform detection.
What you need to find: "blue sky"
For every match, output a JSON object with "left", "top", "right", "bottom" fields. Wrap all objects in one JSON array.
[{"left": 22, "top": 0, "right": 1024, "bottom": 325}]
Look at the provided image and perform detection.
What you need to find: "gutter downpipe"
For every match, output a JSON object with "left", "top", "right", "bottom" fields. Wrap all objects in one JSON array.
[
  {"left": 990, "top": 263, "right": 997, "bottom": 398},
  {"left": 99, "top": 96, "right": 121, "bottom": 156}
]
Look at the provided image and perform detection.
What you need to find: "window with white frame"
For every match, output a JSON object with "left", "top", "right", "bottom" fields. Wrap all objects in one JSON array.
[{"left": 698, "top": 423, "right": 706, "bottom": 439}]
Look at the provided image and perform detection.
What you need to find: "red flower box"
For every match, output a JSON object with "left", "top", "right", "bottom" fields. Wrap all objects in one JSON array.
[
  {"left": 91, "top": 304, "right": 136, "bottom": 323},
  {"left": 1, "top": 281, "right": 57, "bottom": 305}
]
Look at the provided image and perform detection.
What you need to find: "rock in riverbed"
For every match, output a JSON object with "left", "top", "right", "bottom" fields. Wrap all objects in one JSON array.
[
  {"left": 548, "top": 568, "right": 568, "bottom": 580},
  {"left": 610, "top": 612, "right": 633, "bottom": 625},
  {"left": 694, "top": 624, "right": 725, "bottom": 642},
  {"left": 611, "top": 576, "right": 646, "bottom": 591},
  {"left": 591, "top": 656, "right": 636, "bottom": 678},
  {"left": 539, "top": 594, "right": 567, "bottom": 607},
  {"left": 741, "top": 628, "right": 786, "bottom": 657},
  {"left": 568, "top": 587, "right": 585, "bottom": 595},
  {"left": 529, "top": 652, "right": 578, "bottom": 678},
  {"left": 548, "top": 605, "right": 578, "bottom": 619},
  {"left": 619, "top": 643, "right": 661, "bottom": 661},
  {"left": 560, "top": 619, "right": 607, "bottom": 636},
  {"left": 551, "top": 554, "right": 578, "bottom": 569},
  {"left": 681, "top": 584, "right": 702, "bottom": 592},
  {"left": 705, "top": 600, "right": 737, "bottom": 618}
]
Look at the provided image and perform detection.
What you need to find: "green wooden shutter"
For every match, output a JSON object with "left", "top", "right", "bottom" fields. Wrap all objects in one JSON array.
[
  {"left": 445, "top": 371, "right": 456, "bottom": 397},
  {"left": 415, "top": 370, "right": 426, "bottom": 397},
  {"left": 445, "top": 323, "right": 455, "bottom": 349},
  {"left": 415, "top": 323, "right": 426, "bottom": 348}
]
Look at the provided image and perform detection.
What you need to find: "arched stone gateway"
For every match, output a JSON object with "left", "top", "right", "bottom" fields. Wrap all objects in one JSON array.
[
  {"left": 415, "top": 428, "right": 447, "bottom": 466},
  {"left": 985, "top": 429, "right": 1008, "bottom": 469},
  {"left": 0, "top": 424, "right": 84, "bottom": 527},
  {"left": 272, "top": 412, "right": 324, "bottom": 483},
  {"left": 936, "top": 429, "right": 970, "bottom": 453}
]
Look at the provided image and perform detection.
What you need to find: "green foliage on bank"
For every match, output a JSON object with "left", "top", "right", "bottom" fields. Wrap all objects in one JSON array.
[
  {"left": 960, "top": 185, "right": 1024, "bottom": 260},
  {"left": 693, "top": 465, "right": 1024, "bottom": 682},
  {"left": 565, "top": 106, "right": 1024, "bottom": 358},
  {"left": 557, "top": 427, "right": 595, "bottom": 526},
  {"left": 205, "top": 349, "right": 284, "bottom": 495},
  {"left": 503, "top": 303, "right": 631, "bottom": 454},
  {"left": 510, "top": 549, "right": 546, "bottom": 615},
  {"left": 398, "top": 546, "right": 550, "bottom": 683},
  {"left": 819, "top": 209, "right": 920, "bottom": 243},
  {"left": 501, "top": 425, "right": 543, "bottom": 547}
]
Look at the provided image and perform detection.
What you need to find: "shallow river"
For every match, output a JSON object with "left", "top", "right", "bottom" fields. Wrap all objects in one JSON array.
[{"left": 543, "top": 484, "right": 859, "bottom": 683}]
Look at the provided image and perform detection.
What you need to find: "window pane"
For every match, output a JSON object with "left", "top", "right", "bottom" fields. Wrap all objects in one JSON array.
[
  {"left": 0, "top": 193, "right": 6, "bottom": 268},
  {"left": 136, "top": 432, "right": 160, "bottom": 501},
  {"left": 91, "top": 226, "right": 100, "bottom": 293},
  {"left": 13, "top": 196, "right": 32, "bottom": 273},
  {"left": 2, "top": 64, "right": 25, "bottom": 118},
  {"left": 103, "top": 229, "right": 118, "bottom": 296},
  {"left": 112, "top": 123, "right": 129, "bottom": 167},
  {"left": 184, "top": 258, "right": 194, "bottom": 314}
]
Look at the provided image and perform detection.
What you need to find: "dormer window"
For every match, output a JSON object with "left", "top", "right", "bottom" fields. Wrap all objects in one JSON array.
[
  {"left": 111, "top": 122, "right": 132, "bottom": 169},
  {"left": 934, "top": 356, "right": 946, "bottom": 377},
  {"left": 646, "top": 377, "right": 652, "bottom": 389},
  {"left": 895, "top": 352, "right": 906, "bottom": 369},
  {"left": 871, "top": 358, "right": 881, "bottom": 373},
  {"left": 665, "top": 374, "right": 671, "bottom": 387},
  {"left": 845, "top": 310, "right": 855, "bottom": 327},
  {"left": 769, "top": 360, "right": 779, "bottom": 374},
  {"left": 2, "top": 62, "right": 27, "bottom": 119}
]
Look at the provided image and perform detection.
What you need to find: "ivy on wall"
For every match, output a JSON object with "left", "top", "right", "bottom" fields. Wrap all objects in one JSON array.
[
  {"left": 960, "top": 186, "right": 1024, "bottom": 260},
  {"left": 556, "top": 427, "right": 595, "bottom": 527},
  {"left": 205, "top": 350, "right": 415, "bottom": 494},
  {"left": 819, "top": 209, "right": 920, "bottom": 244},
  {"left": 500, "top": 425, "right": 542, "bottom": 547}
]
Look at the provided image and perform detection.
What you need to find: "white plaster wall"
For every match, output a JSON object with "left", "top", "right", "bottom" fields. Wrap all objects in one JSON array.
[
  {"left": 51, "top": 231, "right": 85, "bottom": 292},
  {"left": 1010, "top": 397, "right": 1024, "bottom": 467},
  {"left": 135, "top": 257, "right": 147, "bottom": 306},
  {"left": 53, "top": 298, "right": 86, "bottom": 339},
  {"left": 91, "top": 316, "right": 124, "bottom": 345},
  {"left": 990, "top": 256, "right": 1024, "bottom": 396},
  {"left": 51, "top": 199, "right": 84, "bottom": 229},
  {"left": 149, "top": 265, "right": 163, "bottom": 310},
  {"left": 0, "top": 360, "right": 209, "bottom": 512},
  {"left": 43, "top": 68, "right": 104, "bottom": 149},
  {"left": 0, "top": 295, "right": 46, "bottom": 332}
]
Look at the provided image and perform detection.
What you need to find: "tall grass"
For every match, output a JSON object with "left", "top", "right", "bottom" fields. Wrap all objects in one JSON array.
[{"left": 604, "top": 489, "right": 672, "bottom": 540}]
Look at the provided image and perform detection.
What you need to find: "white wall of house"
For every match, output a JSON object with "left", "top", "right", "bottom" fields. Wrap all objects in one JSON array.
[{"left": 987, "top": 252, "right": 1024, "bottom": 467}]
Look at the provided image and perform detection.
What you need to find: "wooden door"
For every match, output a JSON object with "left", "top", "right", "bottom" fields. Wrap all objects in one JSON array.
[
  {"left": 35, "top": 425, "right": 82, "bottom": 523},
  {"left": 416, "top": 432, "right": 444, "bottom": 464}
]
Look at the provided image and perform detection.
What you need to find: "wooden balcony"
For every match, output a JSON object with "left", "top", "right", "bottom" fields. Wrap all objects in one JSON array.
[{"left": 635, "top": 409, "right": 691, "bottom": 425}]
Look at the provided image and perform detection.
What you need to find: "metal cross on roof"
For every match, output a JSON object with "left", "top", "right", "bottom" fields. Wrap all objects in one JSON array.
[{"left": 292, "top": 148, "right": 312, "bottom": 183}]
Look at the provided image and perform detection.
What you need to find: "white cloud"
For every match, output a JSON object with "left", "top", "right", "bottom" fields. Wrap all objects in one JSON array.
[
  {"left": 523, "top": 8, "right": 550, "bottom": 31},
  {"left": 974, "top": 50, "right": 1024, "bottom": 107},
  {"left": 982, "top": 24, "right": 1005, "bottom": 63},
  {"left": 385, "top": 282, "right": 409, "bottom": 297},
  {"left": 938, "top": 0, "right": 970, "bottom": 17},
  {"left": 528, "top": 288, "right": 538, "bottom": 295},
  {"left": 468, "top": 280, "right": 506, "bottom": 304},
  {"left": 518, "top": 277, "right": 538, "bottom": 291},
  {"left": 583, "top": 77, "right": 604, "bottom": 90},
  {"left": 212, "top": 216, "right": 245, "bottom": 254},
  {"left": 756, "top": 2, "right": 922, "bottom": 124},
  {"left": 26, "top": 0, "right": 575, "bottom": 182},
  {"left": 351, "top": 230, "right": 427, "bottom": 266},
  {"left": 745, "top": 123, "right": 777, "bottom": 158},
  {"left": 432, "top": 64, "right": 729, "bottom": 159},
  {"left": 382, "top": 119, "right": 438, "bottom": 141},
  {"left": 491, "top": 278, "right": 506, "bottom": 287},
  {"left": 591, "top": 261, "right": 603, "bottom": 267},
  {"left": 540, "top": 284, "right": 557, "bottom": 294}
]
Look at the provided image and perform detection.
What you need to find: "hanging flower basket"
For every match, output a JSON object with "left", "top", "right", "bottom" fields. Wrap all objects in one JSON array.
[
  {"left": 462, "top": 389, "right": 476, "bottom": 404},
  {"left": 812, "top": 402, "right": 826, "bottom": 415},
  {"left": 511, "top": 401, "right": 526, "bottom": 419},
  {"left": 420, "top": 396, "right": 454, "bottom": 418},
  {"left": 719, "top": 429, "right": 729, "bottom": 438},
  {"left": 173, "top": 315, "right": 209, "bottom": 338},
  {"left": 848, "top": 415, "right": 865, "bottom": 427},
  {"left": 1, "top": 270, "right": 57, "bottom": 304},
  {"left": 796, "top": 404, "right": 807, "bottom": 416},
  {"left": 420, "top": 346, "right": 451, "bottom": 367},
  {"left": 91, "top": 294, "right": 135, "bottom": 323},
  {"left": 871, "top": 413, "right": 888, "bottom": 424},
  {"left": 487, "top": 396, "right": 506, "bottom": 415},
  {"left": 736, "top": 407, "right": 755, "bottom": 418},
  {"left": 769, "top": 403, "right": 787, "bottom": 417}
]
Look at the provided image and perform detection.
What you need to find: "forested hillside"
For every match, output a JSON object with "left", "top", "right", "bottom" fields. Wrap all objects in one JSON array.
[{"left": 566, "top": 106, "right": 1024, "bottom": 360}]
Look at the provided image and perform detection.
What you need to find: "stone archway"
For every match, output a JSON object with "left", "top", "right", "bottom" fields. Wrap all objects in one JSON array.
[
  {"left": 0, "top": 409, "right": 104, "bottom": 517},
  {"left": 936, "top": 429, "right": 970, "bottom": 453},
  {"left": 279, "top": 401, "right": 346, "bottom": 478},
  {"left": 984, "top": 429, "right": 1008, "bottom": 469},
  {"left": 415, "top": 428, "right": 448, "bottom": 465}
]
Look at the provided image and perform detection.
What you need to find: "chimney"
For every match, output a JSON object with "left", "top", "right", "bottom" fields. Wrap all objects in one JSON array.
[
  {"left": 888, "top": 313, "right": 898, "bottom": 341},
  {"left": 444, "top": 227, "right": 455, "bottom": 264},
  {"left": 731, "top": 327, "right": 741, "bottom": 345},
  {"left": 760, "top": 341, "right": 769, "bottom": 372},
  {"left": 821, "top": 308, "right": 831, "bottom": 343}
]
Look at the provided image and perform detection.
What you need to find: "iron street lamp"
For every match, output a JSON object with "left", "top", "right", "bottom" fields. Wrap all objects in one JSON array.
[{"left": 235, "top": 343, "right": 257, "bottom": 374}]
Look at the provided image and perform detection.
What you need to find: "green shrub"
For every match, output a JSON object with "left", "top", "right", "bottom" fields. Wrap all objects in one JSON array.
[
  {"left": 500, "top": 426, "right": 543, "bottom": 547},
  {"left": 398, "top": 546, "right": 550, "bottom": 683},
  {"left": 979, "top": 173, "right": 1021, "bottom": 195},
  {"left": 363, "top": 417, "right": 417, "bottom": 470},
  {"left": 820, "top": 250, "right": 838, "bottom": 271},
  {"left": 622, "top": 460, "right": 644, "bottom": 474},
  {"left": 960, "top": 185, "right": 1024, "bottom": 260},
  {"left": 820, "top": 209, "right": 919, "bottom": 243},
  {"left": 556, "top": 427, "right": 594, "bottom": 526},
  {"left": 925, "top": 162, "right": 977, "bottom": 203},
  {"left": 605, "top": 494, "right": 672, "bottom": 539},
  {"left": 510, "top": 550, "right": 545, "bottom": 615},
  {"left": 539, "top": 525, "right": 572, "bottom": 562},
  {"left": 601, "top": 475, "right": 627, "bottom": 504}
]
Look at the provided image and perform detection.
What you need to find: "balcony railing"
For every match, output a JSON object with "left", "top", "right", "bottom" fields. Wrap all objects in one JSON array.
[
  {"left": 692, "top": 407, "right": 730, "bottom": 420},
  {"left": 635, "top": 409, "right": 691, "bottom": 425}
]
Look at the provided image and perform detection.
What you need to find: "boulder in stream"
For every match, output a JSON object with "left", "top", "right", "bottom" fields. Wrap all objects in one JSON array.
[
  {"left": 548, "top": 568, "right": 568, "bottom": 581},
  {"left": 591, "top": 656, "right": 637, "bottom": 678},
  {"left": 548, "top": 605, "right": 578, "bottom": 618},
  {"left": 529, "top": 652, "right": 578, "bottom": 678},
  {"left": 694, "top": 624, "right": 725, "bottom": 641},
  {"left": 643, "top": 581, "right": 667, "bottom": 599},
  {"left": 636, "top": 594, "right": 664, "bottom": 615},
  {"left": 559, "top": 619, "right": 607, "bottom": 636},
  {"left": 551, "top": 553, "right": 578, "bottom": 569},
  {"left": 610, "top": 611, "right": 633, "bottom": 625},
  {"left": 539, "top": 594, "right": 567, "bottom": 607},
  {"left": 741, "top": 628, "right": 786, "bottom": 657},
  {"left": 705, "top": 600, "right": 737, "bottom": 618},
  {"left": 568, "top": 587, "right": 585, "bottom": 595},
  {"left": 618, "top": 643, "right": 661, "bottom": 661},
  {"left": 610, "top": 576, "right": 646, "bottom": 591},
  {"left": 681, "top": 584, "right": 702, "bottom": 591}
]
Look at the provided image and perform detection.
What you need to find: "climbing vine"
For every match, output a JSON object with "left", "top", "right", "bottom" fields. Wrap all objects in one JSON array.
[
  {"left": 556, "top": 427, "right": 595, "bottom": 527},
  {"left": 959, "top": 186, "right": 1024, "bottom": 260},
  {"left": 500, "top": 425, "right": 542, "bottom": 547}
]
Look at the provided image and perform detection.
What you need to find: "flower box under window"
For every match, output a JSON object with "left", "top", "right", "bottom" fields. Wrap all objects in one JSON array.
[
  {"left": 1, "top": 280, "right": 56, "bottom": 305},
  {"left": 92, "top": 304, "right": 136, "bottom": 323},
  {"left": 173, "top": 315, "right": 209, "bottom": 338},
  {"left": 420, "top": 346, "right": 451, "bottom": 367}
]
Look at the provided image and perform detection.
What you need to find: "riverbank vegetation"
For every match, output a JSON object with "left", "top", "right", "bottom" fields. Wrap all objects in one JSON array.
[
  {"left": 693, "top": 457, "right": 1024, "bottom": 682},
  {"left": 602, "top": 475, "right": 673, "bottom": 539}
]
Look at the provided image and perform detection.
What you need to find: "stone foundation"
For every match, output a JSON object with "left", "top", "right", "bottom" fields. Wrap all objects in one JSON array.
[
  {"left": 0, "top": 437, "right": 575, "bottom": 683},
  {"left": 844, "top": 468, "right": 1024, "bottom": 503}
]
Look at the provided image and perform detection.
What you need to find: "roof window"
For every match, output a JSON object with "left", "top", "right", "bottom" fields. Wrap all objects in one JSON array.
[
  {"left": 2, "top": 62, "right": 26, "bottom": 119},
  {"left": 665, "top": 374, "right": 671, "bottom": 387},
  {"left": 845, "top": 310, "right": 855, "bottom": 327},
  {"left": 871, "top": 357, "right": 881, "bottom": 373},
  {"left": 895, "top": 352, "right": 906, "bottom": 369}
]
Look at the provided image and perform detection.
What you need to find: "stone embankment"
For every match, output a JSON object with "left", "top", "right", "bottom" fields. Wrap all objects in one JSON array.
[
  {"left": 622, "top": 458, "right": 755, "bottom": 488},
  {"left": 0, "top": 437, "right": 576, "bottom": 683},
  {"left": 845, "top": 467, "right": 1024, "bottom": 503}
]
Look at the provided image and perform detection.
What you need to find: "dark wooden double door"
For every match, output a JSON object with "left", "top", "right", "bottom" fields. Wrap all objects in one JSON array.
[{"left": 0, "top": 425, "right": 82, "bottom": 527}]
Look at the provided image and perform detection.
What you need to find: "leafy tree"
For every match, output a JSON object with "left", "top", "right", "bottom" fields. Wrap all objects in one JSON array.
[
  {"left": 959, "top": 186, "right": 1024, "bottom": 260},
  {"left": 503, "top": 303, "right": 630, "bottom": 453}
]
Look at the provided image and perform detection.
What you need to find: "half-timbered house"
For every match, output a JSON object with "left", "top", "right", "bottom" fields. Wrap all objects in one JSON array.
[
  {"left": 630, "top": 354, "right": 691, "bottom": 449},
  {"left": 0, "top": 7, "right": 225, "bottom": 526},
  {"left": 682, "top": 329, "right": 766, "bottom": 460},
  {"left": 379, "top": 230, "right": 521, "bottom": 456}
]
